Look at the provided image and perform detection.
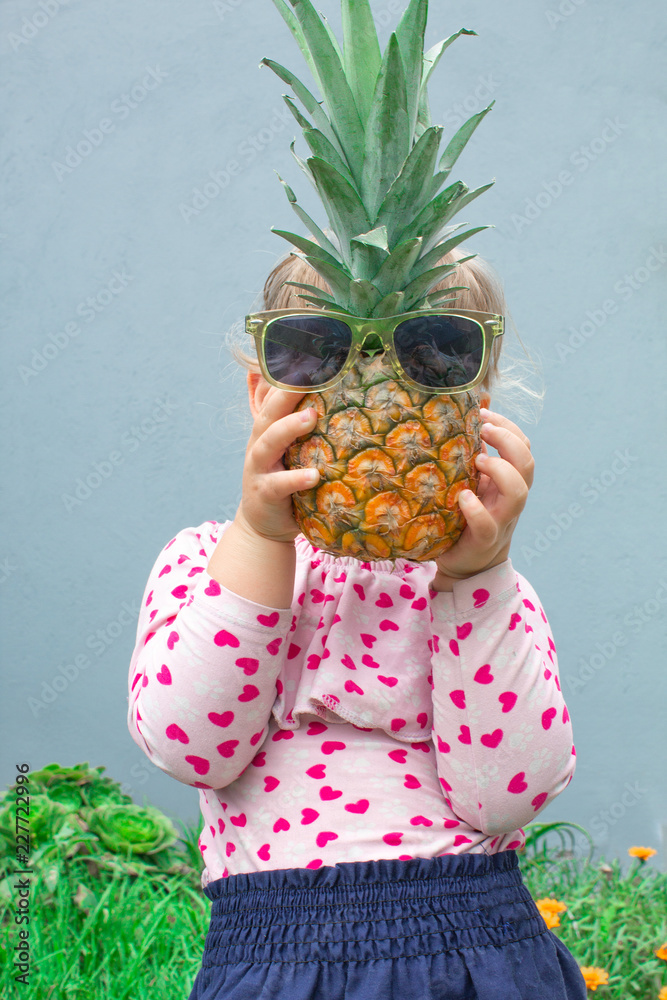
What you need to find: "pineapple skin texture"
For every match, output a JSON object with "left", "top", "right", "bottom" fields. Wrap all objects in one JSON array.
[{"left": 285, "top": 355, "right": 482, "bottom": 562}]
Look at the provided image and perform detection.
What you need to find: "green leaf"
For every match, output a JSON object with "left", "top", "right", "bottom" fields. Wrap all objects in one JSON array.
[
  {"left": 372, "top": 290, "right": 406, "bottom": 318},
  {"left": 348, "top": 279, "right": 382, "bottom": 316},
  {"left": 270, "top": 228, "right": 345, "bottom": 268},
  {"left": 270, "top": 0, "right": 324, "bottom": 95},
  {"left": 425, "top": 286, "right": 471, "bottom": 307},
  {"left": 273, "top": 175, "right": 342, "bottom": 261},
  {"left": 290, "top": 139, "right": 317, "bottom": 189},
  {"left": 401, "top": 263, "right": 468, "bottom": 311},
  {"left": 283, "top": 280, "right": 338, "bottom": 304},
  {"left": 260, "top": 58, "right": 345, "bottom": 159},
  {"left": 422, "top": 29, "right": 477, "bottom": 92},
  {"left": 370, "top": 236, "right": 423, "bottom": 297},
  {"left": 307, "top": 156, "right": 372, "bottom": 256},
  {"left": 438, "top": 103, "right": 495, "bottom": 178},
  {"left": 394, "top": 0, "right": 428, "bottom": 138},
  {"left": 301, "top": 253, "right": 355, "bottom": 302},
  {"left": 421, "top": 181, "right": 495, "bottom": 252},
  {"left": 395, "top": 180, "right": 467, "bottom": 247},
  {"left": 411, "top": 226, "right": 491, "bottom": 278},
  {"left": 361, "top": 32, "right": 411, "bottom": 221},
  {"left": 303, "top": 128, "right": 356, "bottom": 188},
  {"left": 341, "top": 0, "right": 382, "bottom": 126},
  {"left": 374, "top": 126, "right": 443, "bottom": 242},
  {"left": 282, "top": 94, "right": 313, "bottom": 132},
  {"left": 351, "top": 226, "right": 389, "bottom": 252},
  {"left": 285, "top": 0, "right": 365, "bottom": 184},
  {"left": 319, "top": 11, "right": 344, "bottom": 64},
  {"left": 291, "top": 293, "right": 354, "bottom": 314}
]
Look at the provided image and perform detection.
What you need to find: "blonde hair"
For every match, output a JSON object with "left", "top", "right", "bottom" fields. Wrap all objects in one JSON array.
[{"left": 225, "top": 236, "right": 543, "bottom": 417}]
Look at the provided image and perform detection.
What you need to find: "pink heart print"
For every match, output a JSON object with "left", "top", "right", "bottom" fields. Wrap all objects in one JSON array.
[
  {"left": 306, "top": 654, "right": 321, "bottom": 670},
  {"left": 236, "top": 657, "right": 259, "bottom": 676},
  {"left": 216, "top": 739, "right": 239, "bottom": 758},
  {"left": 532, "top": 792, "right": 548, "bottom": 811},
  {"left": 404, "top": 775, "right": 421, "bottom": 789},
  {"left": 320, "top": 786, "right": 343, "bottom": 800},
  {"left": 353, "top": 584, "right": 366, "bottom": 601},
  {"left": 498, "top": 691, "right": 517, "bottom": 712},
  {"left": 208, "top": 711, "right": 234, "bottom": 728},
  {"left": 204, "top": 579, "right": 220, "bottom": 597},
  {"left": 344, "top": 679, "right": 364, "bottom": 695},
  {"left": 273, "top": 817, "right": 289, "bottom": 832},
  {"left": 449, "top": 690, "right": 466, "bottom": 709},
  {"left": 400, "top": 584, "right": 415, "bottom": 599},
  {"left": 158, "top": 564, "right": 171, "bottom": 577},
  {"left": 458, "top": 725, "right": 471, "bottom": 745},
  {"left": 264, "top": 776, "right": 280, "bottom": 792},
  {"left": 344, "top": 799, "right": 369, "bottom": 814},
  {"left": 388, "top": 749, "right": 407, "bottom": 764},
  {"left": 379, "top": 620, "right": 399, "bottom": 631},
  {"left": 288, "top": 643, "right": 301, "bottom": 660},
  {"left": 417, "top": 712, "right": 428, "bottom": 729},
  {"left": 411, "top": 597, "right": 427, "bottom": 610},
  {"left": 252, "top": 752, "right": 266, "bottom": 767},
  {"left": 166, "top": 723, "right": 189, "bottom": 744},
  {"left": 383, "top": 832, "right": 403, "bottom": 846},
  {"left": 376, "top": 593, "right": 393, "bottom": 608},
  {"left": 542, "top": 707, "right": 557, "bottom": 730},
  {"left": 214, "top": 629, "right": 240, "bottom": 648},
  {"left": 390, "top": 718, "right": 406, "bottom": 731},
  {"left": 307, "top": 721, "right": 328, "bottom": 736},
  {"left": 301, "top": 808, "right": 319, "bottom": 824},
  {"left": 360, "top": 634, "right": 377, "bottom": 648},
  {"left": 230, "top": 813, "right": 247, "bottom": 827},
  {"left": 257, "top": 612, "right": 280, "bottom": 627},
  {"left": 341, "top": 654, "right": 356, "bottom": 670},
  {"left": 378, "top": 676, "right": 398, "bottom": 687},
  {"left": 266, "top": 638, "right": 282, "bottom": 656},
  {"left": 321, "top": 741, "right": 346, "bottom": 754},
  {"left": 474, "top": 664, "right": 494, "bottom": 684},
  {"left": 480, "top": 728, "right": 504, "bottom": 749},
  {"left": 508, "top": 772, "right": 528, "bottom": 794},
  {"left": 257, "top": 844, "right": 271, "bottom": 861},
  {"left": 472, "top": 588, "right": 490, "bottom": 607},
  {"left": 509, "top": 613, "right": 522, "bottom": 631},
  {"left": 171, "top": 585, "right": 188, "bottom": 599},
  {"left": 410, "top": 815, "right": 433, "bottom": 826},
  {"left": 362, "top": 654, "right": 379, "bottom": 668},
  {"left": 167, "top": 631, "right": 179, "bottom": 650},
  {"left": 156, "top": 665, "right": 172, "bottom": 685},
  {"left": 306, "top": 764, "right": 326, "bottom": 778},
  {"left": 316, "top": 831, "right": 338, "bottom": 847},
  {"left": 238, "top": 685, "right": 259, "bottom": 702},
  {"left": 456, "top": 623, "right": 473, "bottom": 640},
  {"left": 185, "top": 755, "right": 209, "bottom": 775}
]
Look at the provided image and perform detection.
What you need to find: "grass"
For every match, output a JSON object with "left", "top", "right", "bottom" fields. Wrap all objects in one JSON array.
[{"left": 1, "top": 821, "right": 665, "bottom": 999}]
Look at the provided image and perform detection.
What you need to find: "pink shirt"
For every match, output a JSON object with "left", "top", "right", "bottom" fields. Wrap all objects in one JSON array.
[{"left": 127, "top": 519, "right": 576, "bottom": 888}]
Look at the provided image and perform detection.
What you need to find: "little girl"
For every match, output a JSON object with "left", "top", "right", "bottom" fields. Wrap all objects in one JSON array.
[{"left": 127, "top": 247, "right": 587, "bottom": 999}]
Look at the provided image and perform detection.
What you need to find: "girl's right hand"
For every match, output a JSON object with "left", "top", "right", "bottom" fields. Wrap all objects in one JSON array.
[{"left": 236, "top": 387, "right": 320, "bottom": 544}]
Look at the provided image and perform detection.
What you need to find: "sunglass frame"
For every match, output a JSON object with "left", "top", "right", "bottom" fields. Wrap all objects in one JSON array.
[{"left": 245, "top": 307, "right": 504, "bottom": 395}]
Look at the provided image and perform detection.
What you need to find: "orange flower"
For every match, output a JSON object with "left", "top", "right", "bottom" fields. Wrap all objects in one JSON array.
[
  {"left": 658, "top": 987, "right": 667, "bottom": 1000},
  {"left": 628, "top": 846, "right": 657, "bottom": 861},
  {"left": 536, "top": 897, "right": 567, "bottom": 930},
  {"left": 579, "top": 967, "right": 609, "bottom": 991},
  {"left": 655, "top": 943, "right": 667, "bottom": 961}
]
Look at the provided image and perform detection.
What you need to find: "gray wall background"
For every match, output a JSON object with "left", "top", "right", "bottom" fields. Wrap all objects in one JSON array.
[{"left": 2, "top": 0, "right": 665, "bottom": 872}]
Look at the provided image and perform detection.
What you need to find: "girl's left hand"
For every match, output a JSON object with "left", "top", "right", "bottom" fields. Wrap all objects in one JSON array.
[{"left": 432, "top": 408, "right": 534, "bottom": 589}]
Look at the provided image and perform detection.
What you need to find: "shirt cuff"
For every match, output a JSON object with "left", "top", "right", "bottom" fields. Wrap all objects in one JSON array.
[
  {"left": 190, "top": 569, "right": 294, "bottom": 637},
  {"left": 431, "top": 559, "right": 519, "bottom": 623}
]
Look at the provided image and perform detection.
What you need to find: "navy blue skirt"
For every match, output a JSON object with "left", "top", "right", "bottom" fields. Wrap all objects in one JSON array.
[{"left": 188, "top": 850, "right": 587, "bottom": 999}]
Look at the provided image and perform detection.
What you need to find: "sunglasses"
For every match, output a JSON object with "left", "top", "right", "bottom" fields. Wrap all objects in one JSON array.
[{"left": 245, "top": 308, "right": 504, "bottom": 395}]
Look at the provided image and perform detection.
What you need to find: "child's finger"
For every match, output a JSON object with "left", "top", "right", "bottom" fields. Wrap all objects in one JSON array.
[
  {"left": 252, "top": 388, "right": 311, "bottom": 441},
  {"left": 474, "top": 452, "right": 529, "bottom": 519},
  {"left": 480, "top": 421, "right": 535, "bottom": 488},
  {"left": 479, "top": 407, "right": 531, "bottom": 450},
  {"left": 251, "top": 407, "right": 318, "bottom": 473},
  {"left": 457, "top": 489, "right": 499, "bottom": 547},
  {"left": 256, "top": 466, "right": 320, "bottom": 502}
]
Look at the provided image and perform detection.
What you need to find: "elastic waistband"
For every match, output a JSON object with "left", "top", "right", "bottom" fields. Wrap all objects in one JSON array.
[
  {"left": 199, "top": 851, "right": 547, "bottom": 966},
  {"left": 204, "top": 849, "right": 519, "bottom": 899}
]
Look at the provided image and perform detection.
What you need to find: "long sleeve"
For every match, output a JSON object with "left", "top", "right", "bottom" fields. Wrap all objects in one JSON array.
[
  {"left": 429, "top": 560, "right": 576, "bottom": 837},
  {"left": 127, "top": 522, "right": 292, "bottom": 789}
]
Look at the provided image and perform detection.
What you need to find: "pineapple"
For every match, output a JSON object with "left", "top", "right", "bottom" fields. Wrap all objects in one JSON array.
[{"left": 262, "top": 0, "right": 496, "bottom": 561}]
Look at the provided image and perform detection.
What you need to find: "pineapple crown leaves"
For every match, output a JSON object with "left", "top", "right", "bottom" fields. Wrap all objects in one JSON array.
[{"left": 262, "top": 0, "right": 496, "bottom": 317}]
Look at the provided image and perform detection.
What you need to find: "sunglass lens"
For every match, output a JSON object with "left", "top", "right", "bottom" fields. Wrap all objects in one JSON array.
[
  {"left": 394, "top": 315, "right": 484, "bottom": 389},
  {"left": 263, "top": 316, "right": 353, "bottom": 388}
]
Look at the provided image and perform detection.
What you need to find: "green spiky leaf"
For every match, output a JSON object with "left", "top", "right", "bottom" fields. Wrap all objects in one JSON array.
[
  {"left": 438, "top": 103, "right": 495, "bottom": 178},
  {"left": 341, "top": 0, "right": 382, "bottom": 126},
  {"left": 290, "top": 139, "right": 317, "bottom": 189},
  {"left": 349, "top": 279, "right": 382, "bottom": 315},
  {"left": 274, "top": 173, "right": 343, "bottom": 261},
  {"left": 283, "top": 280, "right": 338, "bottom": 304},
  {"left": 394, "top": 0, "right": 429, "bottom": 138},
  {"left": 271, "top": 228, "right": 344, "bottom": 268},
  {"left": 411, "top": 226, "right": 491, "bottom": 278},
  {"left": 400, "top": 263, "right": 467, "bottom": 311},
  {"left": 303, "top": 129, "right": 356, "bottom": 188},
  {"left": 284, "top": 0, "right": 365, "bottom": 183},
  {"left": 395, "top": 180, "right": 467, "bottom": 247},
  {"left": 425, "top": 286, "right": 471, "bottom": 307},
  {"left": 351, "top": 226, "right": 389, "bottom": 252},
  {"left": 261, "top": 58, "right": 344, "bottom": 158},
  {"left": 301, "top": 253, "right": 354, "bottom": 302},
  {"left": 282, "top": 94, "right": 313, "bottom": 132},
  {"left": 293, "top": 293, "right": 354, "bottom": 314},
  {"left": 307, "top": 157, "right": 372, "bottom": 252},
  {"left": 421, "top": 181, "right": 495, "bottom": 254},
  {"left": 372, "top": 290, "right": 406, "bottom": 318},
  {"left": 371, "top": 237, "right": 423, "bottom": 297},
  {"left": 271, "top": 0, "right": 325, "bottom": 95},
  {"left": 361, "top": 32, "right": 411, "bottom": 220},
  {"left": 374, "top": 126, "right": 443, "bottom": 241}
]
